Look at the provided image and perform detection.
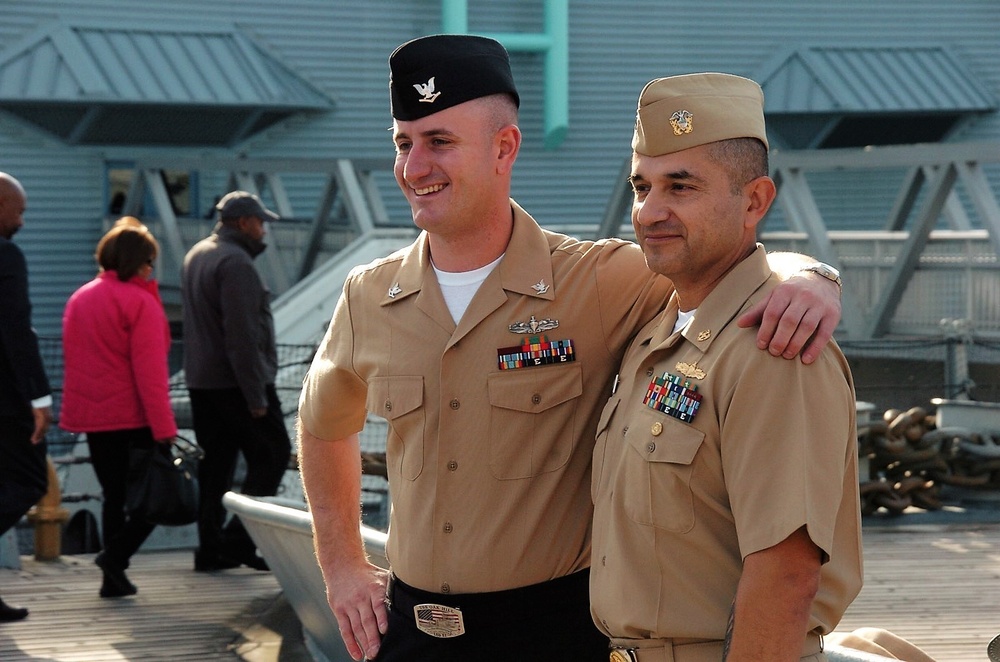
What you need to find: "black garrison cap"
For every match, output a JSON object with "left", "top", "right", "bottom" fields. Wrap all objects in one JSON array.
[{"left": 389, "top": 34, "right": 520, "bottom": 121}]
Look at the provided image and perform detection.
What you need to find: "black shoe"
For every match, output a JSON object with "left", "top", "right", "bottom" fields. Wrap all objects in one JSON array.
[
  {"left": 231, "top": 549, "right": 270, "bottom": 571},
  {"left": 0, "top": 599, "right": 28, "bottom": 622},
  {"left": 195, "top": 547, "right": 270, "bottom": 572},
  {"left": 95, "top": 552, "right": 137, "bottom": 598},
  {"left": 193, "top": 551, "right": 242, "bottom": 572},
  {"left": 99, "top": 577, "right": 138, "bottom": 599}
]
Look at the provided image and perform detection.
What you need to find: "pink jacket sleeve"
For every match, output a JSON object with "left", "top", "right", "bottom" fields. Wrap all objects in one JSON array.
[{"left": 128, "top": 288, "right": 178, "bottom": 440}]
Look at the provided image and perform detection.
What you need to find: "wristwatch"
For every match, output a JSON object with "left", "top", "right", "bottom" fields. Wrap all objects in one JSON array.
[{"left": 802, "top": 262, "right": 842, "bottom": 290}]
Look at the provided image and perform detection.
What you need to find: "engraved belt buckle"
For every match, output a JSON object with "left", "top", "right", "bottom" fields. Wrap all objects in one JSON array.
[
  {"left": 413, "top": 602, "right": 465, "bottom": 638},
  {"left": 610, "top": 649, "right": 638, "bottom": 662}
]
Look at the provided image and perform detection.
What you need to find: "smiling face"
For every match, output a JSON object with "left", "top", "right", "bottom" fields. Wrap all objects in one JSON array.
[
  {"left": 630, "top": 141, "right": 774, "bottom": 308},
  {"left": 392, "top": 96, "right": 519, "bottom": 243}
]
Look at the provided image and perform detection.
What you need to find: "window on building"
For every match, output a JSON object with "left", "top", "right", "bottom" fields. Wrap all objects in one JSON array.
[{"left": 105, "top": 165, "right": 199, "bottom": 218}]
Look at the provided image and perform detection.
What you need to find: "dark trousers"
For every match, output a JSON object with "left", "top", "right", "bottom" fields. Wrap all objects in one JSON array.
[
  {"left": 0, "top": 415, "right": 47, "bottom": 535},
  {"left": 188, "top": 385, "right": 290, "bottom": 557},
  {"left": 377, "top": 570, "right": 609, "bottom": 662},
  {"left": 87, "top": 428, "right": 158, "bottom": 569}
]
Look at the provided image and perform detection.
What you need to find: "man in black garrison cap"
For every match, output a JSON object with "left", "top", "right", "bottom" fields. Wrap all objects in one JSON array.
[{"left": 297, "top": 35, "right": 843, "bottom": 662}]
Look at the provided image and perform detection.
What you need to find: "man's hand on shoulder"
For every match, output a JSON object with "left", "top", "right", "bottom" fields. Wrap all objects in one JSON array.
[{"left": 738, "top": 271, "right": 841, "bottom": 365}]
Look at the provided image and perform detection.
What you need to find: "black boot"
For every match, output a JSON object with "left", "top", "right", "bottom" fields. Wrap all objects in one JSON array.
[
  {"left": 0, "top": 597, "right": 28, "bottom": 622},
  {"left": 95, "top": 552, "right": 137, "bottom": 598}
]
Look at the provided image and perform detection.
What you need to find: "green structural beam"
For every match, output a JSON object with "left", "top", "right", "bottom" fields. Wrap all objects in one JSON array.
[{"left": 441, "top": 0, "right": 569, "bottom": 149}]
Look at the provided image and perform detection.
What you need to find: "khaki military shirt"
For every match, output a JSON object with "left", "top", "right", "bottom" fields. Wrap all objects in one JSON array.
[
  {"left": 591, "top": 245, "right": 863, "bottom": 642},
  {"left": 299, "top": 201, "right": 672, "bottom": 593}
]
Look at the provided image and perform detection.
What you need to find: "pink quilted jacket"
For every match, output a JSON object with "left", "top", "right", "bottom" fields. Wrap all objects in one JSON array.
[{"left": 60, "top": 271, "right": 177, "bottom": 440}]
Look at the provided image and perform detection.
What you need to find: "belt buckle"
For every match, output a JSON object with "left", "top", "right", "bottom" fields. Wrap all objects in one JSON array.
[
  {"left": 610, "top": 649, "right": 638, "bottom": 662},
  {"left": 413, "top": 603, "right": 465, "bottom": 638}
]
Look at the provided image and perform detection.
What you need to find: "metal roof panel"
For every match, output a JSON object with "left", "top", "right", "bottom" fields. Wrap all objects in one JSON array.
[
  {"left": 758, "top": 46, "right": 998, "bottom": 115},
  {"left": 0, "top": 21, "right": 333, "bottom": 145},
  {"left": 0, "top": 24, "right": 334, "bottom": 107}
]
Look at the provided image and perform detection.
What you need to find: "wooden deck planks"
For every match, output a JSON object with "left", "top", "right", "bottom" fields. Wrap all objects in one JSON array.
[
  {"left": 836, "top": 524, "right": 1000, "bottom": 662},
  {"left": 0, "top": 551, "right": 282, "bottom": 661},
  {"left": 0, "top": 523, "right": 998, "bottom": 661}
]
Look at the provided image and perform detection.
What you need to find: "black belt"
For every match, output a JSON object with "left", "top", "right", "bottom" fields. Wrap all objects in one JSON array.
[{"left": 388, "top": 569, "right": 591, "bottom": 636}]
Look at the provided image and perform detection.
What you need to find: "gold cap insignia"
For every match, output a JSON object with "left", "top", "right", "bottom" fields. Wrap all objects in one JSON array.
[{"left": 669, "top": 109, "right": 694, "bottom": 136}]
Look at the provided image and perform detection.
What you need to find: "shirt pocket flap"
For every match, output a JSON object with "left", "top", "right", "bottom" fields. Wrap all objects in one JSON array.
[
  {"left": 627, "top": 413, "right": 705, "bottom": 465},
  {"left": 487, "top": 364, "right": 583, "bottom": 414},
  {"left": 366, "top": 376, "right": 424, "bottom": 420}
]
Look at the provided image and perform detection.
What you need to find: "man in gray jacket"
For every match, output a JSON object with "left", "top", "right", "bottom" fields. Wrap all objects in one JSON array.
[{"left": 182, "top": 191, "right": 291, "bottom": 572}]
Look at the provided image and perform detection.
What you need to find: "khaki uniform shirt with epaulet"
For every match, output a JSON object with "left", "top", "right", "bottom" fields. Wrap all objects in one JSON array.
[
  {"left": 591, "top": 245, "right": 863, "bottom": 642},
  {"left": 299, "top": 200, "right": 672, "bottom": 594}
]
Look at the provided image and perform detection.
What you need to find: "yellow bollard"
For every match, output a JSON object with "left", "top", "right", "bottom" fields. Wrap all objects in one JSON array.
[{"left": 26, "top": 456, "right": 70, "bottom": 561}]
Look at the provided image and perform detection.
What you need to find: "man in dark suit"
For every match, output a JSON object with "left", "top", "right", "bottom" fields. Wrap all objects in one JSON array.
[{"left": 0, "top": 172, "right": 52, "bottom": 622}]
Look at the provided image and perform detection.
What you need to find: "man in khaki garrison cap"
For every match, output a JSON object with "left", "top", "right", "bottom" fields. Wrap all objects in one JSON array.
[
  {"left": 297, "top": 39, "right": 845, "bottom": 661},
  {"left": 591, "top": 73, "right": 934, "bottom": 662}
]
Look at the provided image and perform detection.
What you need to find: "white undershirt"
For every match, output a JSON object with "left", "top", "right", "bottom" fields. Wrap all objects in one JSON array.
[
  {"left": 433, "top": 254, "right": 504, "bottom": 324},
  {"left": 674, "top": 308, "right": 697, "bottom": 335}
]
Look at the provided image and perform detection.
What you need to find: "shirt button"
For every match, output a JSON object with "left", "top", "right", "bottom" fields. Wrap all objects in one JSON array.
[
  {"left": 443, "top": 522, "right": 453, "bottom": 533},
  {"left": 622, "top": 426, "right": 629, "bottom": 436},
  {"left": 450, "top": 399, "right": 460, "bottom": 410},
  {"left": 384, "top": 400, "right": 392, "bottom": 412},
  {"left": 441, "top": 583, "right": 451, "bottom": 594},
  {"left": 531, "top": 393, "right": 541, "bottom": 405},
  {"left": 646, "top": 367, "right": 654, "bottom": 376},
  {"left": 447, "top": 460, "right": 458, "bottom": 471},
  {"left": 601, "top": 555, "right": 606, "bottom": 566},
  {"left": 647, "top": 442, "right": 656, "bottom": 453}
]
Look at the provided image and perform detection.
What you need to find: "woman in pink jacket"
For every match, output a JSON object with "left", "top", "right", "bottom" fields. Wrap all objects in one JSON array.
[{"left": 60, "top": 217, "right": 177, "bottom": 598}]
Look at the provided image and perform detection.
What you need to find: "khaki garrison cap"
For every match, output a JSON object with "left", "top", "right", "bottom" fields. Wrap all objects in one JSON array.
[{"left": 632, "top": 72, "right": 768, "bottom": 157}]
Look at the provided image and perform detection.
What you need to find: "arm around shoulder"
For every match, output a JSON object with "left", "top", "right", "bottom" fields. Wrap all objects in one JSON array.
[{"left": 740, "top": 252, "right": 843, "bottom": 364}]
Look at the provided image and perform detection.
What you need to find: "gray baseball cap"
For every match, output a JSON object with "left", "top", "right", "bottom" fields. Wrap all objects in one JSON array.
[{"left": 215, "top": 191, "right": 279, "bottom": 221}]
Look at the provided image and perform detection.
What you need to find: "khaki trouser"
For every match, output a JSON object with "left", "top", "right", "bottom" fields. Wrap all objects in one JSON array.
[{"left": 610, "top": 633, "right": 824, "bottom": 662}]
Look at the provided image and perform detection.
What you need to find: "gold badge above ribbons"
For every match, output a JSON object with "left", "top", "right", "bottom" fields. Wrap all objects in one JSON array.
[{"left": 675, "top": 361, "right": 706, "bottom": 380}]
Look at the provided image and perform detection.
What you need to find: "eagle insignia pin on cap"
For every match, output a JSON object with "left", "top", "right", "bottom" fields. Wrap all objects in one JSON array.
[{"left": 669, "top": 109, "right": 693, "bottom": 136}]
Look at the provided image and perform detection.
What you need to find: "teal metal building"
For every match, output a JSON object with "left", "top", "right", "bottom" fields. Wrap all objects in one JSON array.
[{"left": 1, "top": 0, "right": 998, "bottom": 342}]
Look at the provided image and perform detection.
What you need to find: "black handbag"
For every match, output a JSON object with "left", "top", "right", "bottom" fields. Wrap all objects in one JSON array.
[{"left": 125, "top": 436, "right": 203, "bottom": 526}]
